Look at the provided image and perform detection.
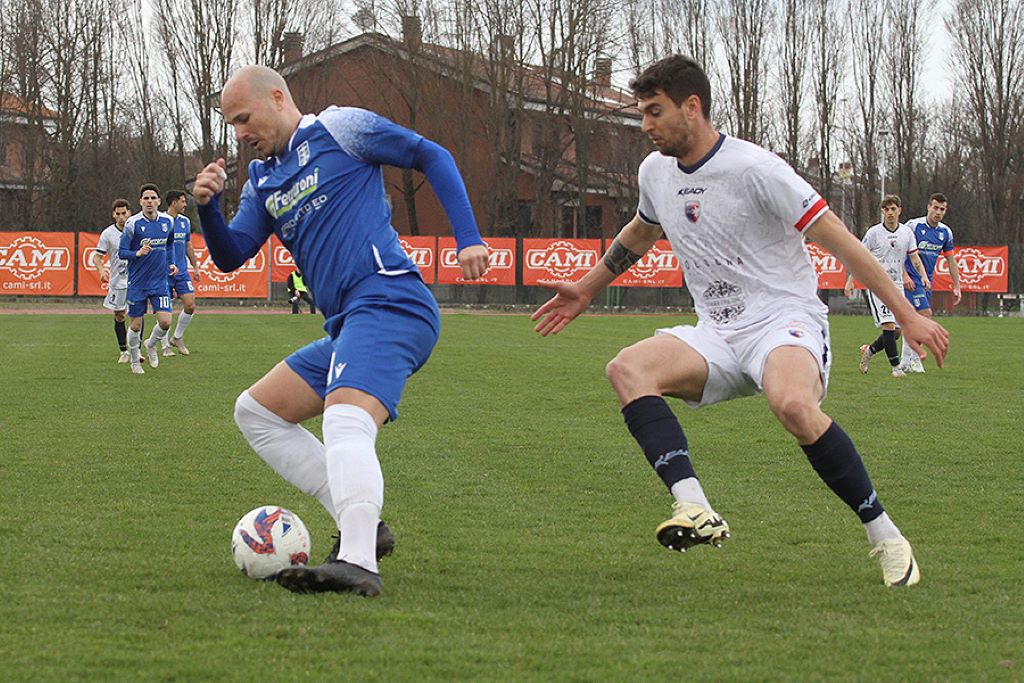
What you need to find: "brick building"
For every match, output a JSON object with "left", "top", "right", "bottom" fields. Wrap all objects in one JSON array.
[{"left": 0, "top": 93, "right": 57, "bottom": 230}]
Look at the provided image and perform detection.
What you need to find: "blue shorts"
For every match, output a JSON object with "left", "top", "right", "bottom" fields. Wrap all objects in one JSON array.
[
  {"left": 169, "top": 273, "right": 194, "bottom": 298},
  {"left": 904, "top": 283, "right": 931, "bottom": 311},
  {"left": 285, "top": 275, "right": 440, "bottom": 421},
  {"left": 127, "top": 285, "right": 172, "bottom": 317}
]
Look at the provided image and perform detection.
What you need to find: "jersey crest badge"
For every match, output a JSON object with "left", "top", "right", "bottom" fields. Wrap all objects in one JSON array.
[
  {"left": 297, "top": 140, "right": 311, "bottom": 167},
  {"left": 685, "top": 201, "right": 701, "bottom": 223}
]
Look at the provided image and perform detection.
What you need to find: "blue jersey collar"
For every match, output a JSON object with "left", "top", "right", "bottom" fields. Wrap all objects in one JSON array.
[{"left": 676, "top": 133, "right": 725, "bottom": 174}]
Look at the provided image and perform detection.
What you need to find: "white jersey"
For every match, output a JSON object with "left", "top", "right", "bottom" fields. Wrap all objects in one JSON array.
[
  {"left": 96, "top": 224, "right": 128, "bottom": 290},
  {"left": 861, "top": 222, "right": 917, "bottom": 286},
  {"left": 637, "top": 135, "right": 829, "bottom": 327}
]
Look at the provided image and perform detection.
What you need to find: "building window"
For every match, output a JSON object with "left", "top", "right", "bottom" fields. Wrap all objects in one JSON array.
[{"left": 585, "top": 205, "right": 603, "bottom": 237}]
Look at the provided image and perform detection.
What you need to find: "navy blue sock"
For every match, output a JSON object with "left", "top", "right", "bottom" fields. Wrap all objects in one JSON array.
[
  {"left": 868, "top": 333, "right": 885, "bottom": 355},
  {"left": 801, "top": 421, "right": 884, "bottom": 523},
  {"left": 114, "top": 320, "right": 127, "bottom": 351},
  {"left": 622, "top": 395, "right": 697, "bottom": 491},
  {"left": 882, "top": 329, "right": 899, "bottom": 366}
]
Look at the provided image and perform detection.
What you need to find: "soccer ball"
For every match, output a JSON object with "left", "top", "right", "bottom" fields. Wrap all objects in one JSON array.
[{"left": 231, "top": 505, "right": 312, "bottom": 579}]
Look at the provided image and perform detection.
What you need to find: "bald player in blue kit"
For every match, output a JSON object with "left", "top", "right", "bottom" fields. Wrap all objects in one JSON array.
[{"left": 192, "top": 65, "right": 489, "bottom": 597}]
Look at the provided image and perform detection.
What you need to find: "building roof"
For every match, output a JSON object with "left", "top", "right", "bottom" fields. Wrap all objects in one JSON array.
[
  {"left": 0, "top": 93, "right": 58, "bottom": 120},
  {"left": 279, "top": 32, "right": 640, "bottom": 126}
]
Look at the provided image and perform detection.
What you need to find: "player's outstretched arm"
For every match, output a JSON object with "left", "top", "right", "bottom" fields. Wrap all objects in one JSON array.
[
  {"left": 531, "top": 215, "right": 661, "bottom": 336},
  {"left": 807, "top": 210, "right": 949, "bottom": 366}
]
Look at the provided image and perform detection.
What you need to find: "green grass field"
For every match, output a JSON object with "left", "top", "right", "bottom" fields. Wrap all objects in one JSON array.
[{"left": 0, "top": 310, "right": 1021, "bottom": 681}]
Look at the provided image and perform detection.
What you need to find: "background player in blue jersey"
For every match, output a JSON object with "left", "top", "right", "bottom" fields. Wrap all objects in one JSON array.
[
  {"left": 157, "top": 190, "right": 200, "bottom": 356},
  {"left": 119, "top": 184, "right": 178, "bottom": 375},
  {"left": 192, "top": 65, "right": 489, "bottom": 597},
  {"left": 900, "top": 193, "right": 962, "bottom": 373}
]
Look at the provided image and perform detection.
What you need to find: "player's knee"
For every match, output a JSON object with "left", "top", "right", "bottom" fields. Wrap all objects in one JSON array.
[
  {"left": 605, "top": 351, "right": 639, "bottom": 390},
  {"left": 771, "top": 397, "right": 819, "bottom": 438},
  {"left": 234, "top": 390, "right": 286, "bottom": 437}
]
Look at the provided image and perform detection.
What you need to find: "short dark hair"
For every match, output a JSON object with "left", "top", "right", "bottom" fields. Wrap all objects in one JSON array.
[
  {"left": 629, "top": 55, "right": 711, "bottom": 119},
  {"left": 929, "top": 192, "right": 948, "bottom": 204},
  {"left": 880, "top": 194, "right": 902, "bottom": 209},
  {"left": 111, "top": 198, "right": 131, "bottom": 212},
  {"left": 139, "top": 183, "right": 160, "bottom": 198},
  {"left": 164, "top": 190, "right": 186, "bottom": 205}
]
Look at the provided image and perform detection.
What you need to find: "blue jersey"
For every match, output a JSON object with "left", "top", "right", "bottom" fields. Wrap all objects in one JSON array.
[
  {"left": 903, "top": 216, "right": 954, "bottom": 287},
  {"left": 170, "top": 214, "right": 192, "bottom": 273},
  {"left": 213, "top": 107, "right": 481, "bottom": 319},
  {"left": 119, "top": 211, "right": 175, "bottom": 290}
]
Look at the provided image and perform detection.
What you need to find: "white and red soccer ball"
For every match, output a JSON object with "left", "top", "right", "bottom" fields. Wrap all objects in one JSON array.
[{"left": 231, "top": 506, "right": 311, "bottom": 579}]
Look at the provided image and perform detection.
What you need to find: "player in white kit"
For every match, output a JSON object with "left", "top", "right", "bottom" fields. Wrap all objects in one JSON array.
[
  {"left": 844, "top": 195, "right": 929, "bottom": 376},
  {"left": 532, "top": 56, "right": 949, "bottom": 587},
  {"left": 92, "top": 198, "right": 133, "bottom": 363}
]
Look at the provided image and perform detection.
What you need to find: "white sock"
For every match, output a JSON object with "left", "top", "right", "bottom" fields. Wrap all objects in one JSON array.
[
  {"left": 670, "top": 477, "right": 712, "bottom": 510},
  {"left": 323, "top": 404, "right": 382, "bottom": 573},
  {"left": 864, "top": 512, "right": 902, "bottom": 545},
  {"left": 901, "top": 338, "right": 919, "bottom": 364},
  {"left": 173, "top": 312, "right": 193, "bottom": 340},
  {"left": 162, "top": 317, "right": 173, "bottom": 348},
  {"left": 128, "top": 329, "right": 141, "bottom": 363},
  {"left": 147, "top": 324, "right": 168, "bottom": 347},
  {"left": 233, "top": 391, "right": 334, "bottom": 515}
]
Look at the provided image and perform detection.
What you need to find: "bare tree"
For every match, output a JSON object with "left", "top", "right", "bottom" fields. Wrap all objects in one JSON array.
[
  {"left": 810, "top": 0, "right": 845, "bottom": 207},
  {"left": 947, "top": 0, "right": 1024, "bottom": 287},
  {"left": 715, "top": 0, "right": 772, "bottom": 145},
  {"left": 884, "top": 0, "right": 930, "bottom": 198},
  {"left": 155, "top": 0, "right": 237, "bottom": 160},
  {"left": 846, "top": 0, "right": 888, "bottom": 230},
  {"left": 778, "top": 0, "right": 811, "bottom": 165}
]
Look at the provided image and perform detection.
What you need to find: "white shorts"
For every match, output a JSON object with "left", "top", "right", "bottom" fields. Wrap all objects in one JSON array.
[
  {"left": 656, "top": 308, "right": 831, "bottom": 408},
  {"left": 866, "top": 290, "right": 897, "bottom": 328},
  {"left": 103, "top": 287, "right": 127, "bottom": 311}
]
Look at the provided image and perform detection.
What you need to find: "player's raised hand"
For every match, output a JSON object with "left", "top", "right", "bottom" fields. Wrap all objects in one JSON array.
[
  {"left": 193, "top": 158, "right": 228, "bottom": 206},
  {"left": 531, "top": 281, "right": 593, "bottom": 337},
  {"left": 900, "top": 311, "right": 950, "bottom": 368},
  {"left": 457, "top": 244, "right": 489, "bottom": 280}
]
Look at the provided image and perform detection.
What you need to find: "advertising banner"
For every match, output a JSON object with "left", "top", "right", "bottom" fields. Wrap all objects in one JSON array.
[
  {"left": 609, "top": 240, "right": 683, "bottom": 288},
  {"left": 933, "top": 246, "right": 1008, "bottom": 292},
  {"left": 270, "top": 235, "right": 294, "bottom": 283},
  {"left": 805, "top": 242, "right": 848, "bottom": 290},
  {"left": 191, "top": 234, "right": 269, "bottom": 298},
  {"left": 437, "top": 237, "right": 516, "bottom": 285},
  {"left": 398, "top": 236, "right": 437, "bottom": 284},
  {"left": 77, "top": 231, "right": 107, "bottom": 296},
  {"left": 0, "top": 231, "right": 76, "bottom": 296},
  {"left": 522, "top": 238, "right": 602, "bottom": 286}
]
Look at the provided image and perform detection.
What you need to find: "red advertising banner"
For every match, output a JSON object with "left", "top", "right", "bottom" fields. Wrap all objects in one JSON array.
[
  {"left": 270, "top": 235, "right": 294, "bottom": 283},
  {"left": 191, "top": 234, "right": 269, "bottom": 298},
  {"left": 522, "top": 238, "right": 602, "bottom": 286},
  {"left": 609, "top": 239, "right": 683, "bottom": 288},
  {"left": 77, "top": 231, "right": 107, "bottom": 296},
  {"left": 933, "top": 246, "right": 1008, "bottom": 292},
  {"left": 437, "top": 237, "right": 516, "bottom": 285},
  {"left": 0, "top": 231, "right": 76, "bottom": 295},
  {"left": 398, "top": 236, "right": 436, "bottom": 284},
  {"left": 805, "top": 242, "right": 848, "bottom": 290}
]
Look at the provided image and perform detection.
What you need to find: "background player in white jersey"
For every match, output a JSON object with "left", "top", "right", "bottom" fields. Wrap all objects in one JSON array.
[
  {"left": 532, "top": 55, "right": 949, "bottom": 587},
  {"left": 844, "top": 195, "right": 929, "bottom": 377},
  {"left": 119, "top": 184, "right": 178, "bottom": 374},
  {"left": 192, "top": 66, "right": 489, "bottom": 597},
  {"left": 900, "top": 193, "right": 962, "bottom": 373},
  {"left": 92, "top": 198, "right": 132, "bottom": 362},
  {"left": 156, "top": 190, "right": 200, "bottom": 356}
]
